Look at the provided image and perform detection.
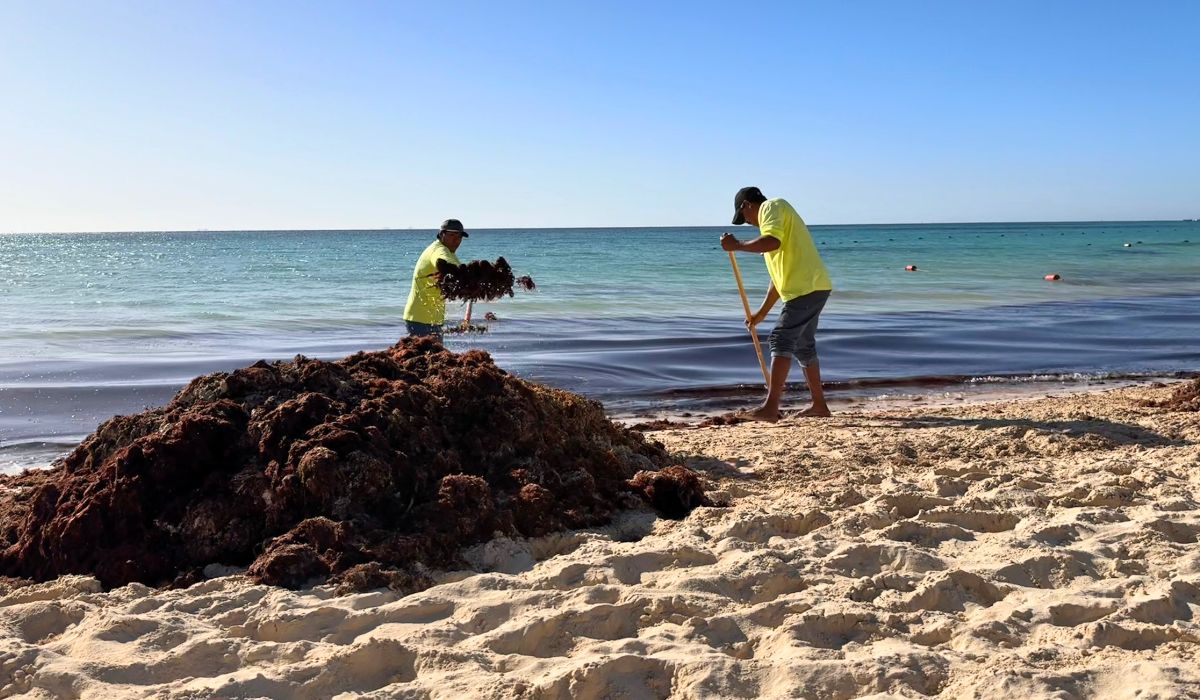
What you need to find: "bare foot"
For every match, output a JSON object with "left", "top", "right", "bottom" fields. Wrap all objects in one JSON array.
[
  {"left": 739, "top": 406, "right": 781, "bottom": 423},
  {"left": 796, "top": 405, "right": 832, "bottom": 418}
]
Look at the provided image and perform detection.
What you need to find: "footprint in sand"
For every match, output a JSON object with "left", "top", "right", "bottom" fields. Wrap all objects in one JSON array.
[
  {"left": 1030, "top": 523, "right": 1082, "bottom": 546},
  {"left": 892, "top": 569, "right": 1010, "bottom": 613},
  {"left": 715, "top": 510, "right": 832, "bottom": 543},
  {"left": 993, "top": 552, "right": 1098, "bottom": 589},
  {"left": 534, "top": 655, "right": 676, "bottom": 700},
  {"left": 823, "top": 543, "right": 947, "bottom": 578},
  {"left": 1045, "top": 600, "right": 1119, "bottom": 626},
  {"left": 1081, "top": 621, "right": 1195, "bottom": 651},
  {"left": 880, "top": 520, "right": 975, "bottom": 546},
  {"left": 480, "top": 601, "right": 645, "bottom": 657},
  {"left": 1146, "top": 518, "right": 1200, "bottom": 544},
  {"left": 785, "top": 609, "right": 889, "bottom": 649},
  {"left": 872, "top": 493, "right": 955, "bottom": 520},
  {"left": 3, "top": 600, "right": 88, "bottom": 644},
  {"left": 917, "top": 508, "right": 1021, "bottom": 533},
  {"left": 1122, "top": 579, "right": 1200, "bottom": 625}
]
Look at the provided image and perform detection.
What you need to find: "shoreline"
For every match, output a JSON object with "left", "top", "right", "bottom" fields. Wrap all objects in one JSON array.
[
  {"left": 2, "top": 375, "right": 1194, "bottom": 475},
  {"left": 615, "top": 374, "right": 1192, "bottom": 425},
  {"left": 2, "top": 380, "right": 1198, "bottom": 697}
]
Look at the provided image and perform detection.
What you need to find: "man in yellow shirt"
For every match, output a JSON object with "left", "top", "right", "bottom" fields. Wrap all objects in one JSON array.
[
  {"left": 403, "top": 219, "right": 467, "bottom": 340},
  {"left": 721, "top": 187, "right": 833, "bottom": 421}
]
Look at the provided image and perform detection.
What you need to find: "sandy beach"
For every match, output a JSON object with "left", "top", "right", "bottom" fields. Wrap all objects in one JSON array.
[{"left": 3, "top": 380, "right": 1198, "bottom": 699}]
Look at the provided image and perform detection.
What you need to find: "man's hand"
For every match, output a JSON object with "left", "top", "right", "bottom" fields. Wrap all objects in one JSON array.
[
  {"left": 720, "top": 233, "right": 741, "bottom": 252},
  {"left": 745, "top": 309, "right": 767, "bottom": 329}
]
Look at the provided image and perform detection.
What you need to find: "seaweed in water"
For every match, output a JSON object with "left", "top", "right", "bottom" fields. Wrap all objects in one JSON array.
[
  {"left": 629, "top": 419, "right": 692, "bottom": 432},
  {"left": 0, "top": 337, "right": 714, "bottom": 593},
  {"left": 436, "top": 257, "right": 536, "bottom": 302},
  {"left": 442, "top": 323, "right": 489, "bottom": 335}
]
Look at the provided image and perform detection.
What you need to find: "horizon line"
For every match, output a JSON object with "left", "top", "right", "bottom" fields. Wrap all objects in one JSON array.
[{"left": 2, "top": 217, "right": 1197, "bottom": 235}]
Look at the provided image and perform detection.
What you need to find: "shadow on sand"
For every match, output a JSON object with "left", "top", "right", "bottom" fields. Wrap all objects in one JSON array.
[{"left": 848, "top": 415, "right": 1185, "bottom": 449}]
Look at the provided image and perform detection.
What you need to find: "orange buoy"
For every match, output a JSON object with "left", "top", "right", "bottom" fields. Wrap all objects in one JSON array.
[
  {"left": 905, "top": 265, "right": 918, "bottom": 271},
  {"left": 1044, "top": 273, "right": 1061, "bottom": 281}
]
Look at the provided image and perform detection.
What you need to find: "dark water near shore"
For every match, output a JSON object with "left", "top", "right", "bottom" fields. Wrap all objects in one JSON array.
[{"left": 2, "top": 221, "right": 1198, "bottom": 472}]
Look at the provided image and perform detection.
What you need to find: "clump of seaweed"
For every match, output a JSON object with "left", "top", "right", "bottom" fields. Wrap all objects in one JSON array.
[
  {"left": 698, "top": 413, "right": 751, "bottom": 427},
  {"left": 1142, "top": 378, "right": 1200, "bottom": 412},
  {"left": 436, "top": 257, "right": 536, "bottom": 302},
  {"left": 0, "top": 338, "right": 715, "bottom": 593},
  {"left": 627, "top": 467, "right": 714, "bottom": 520},
  {"left": 629, "top": 419, "right": 692, "bottom": 432},
  {"left": 442, "top": 324, "right": 489, "bottom": 335}
]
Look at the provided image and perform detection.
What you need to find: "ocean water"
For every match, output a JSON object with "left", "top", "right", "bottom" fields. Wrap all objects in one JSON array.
[{"left": 2, "top": 220, "right": 1198, "bottom": 471}]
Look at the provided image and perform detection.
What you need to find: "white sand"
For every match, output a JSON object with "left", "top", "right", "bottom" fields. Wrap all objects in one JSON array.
[{"left": 3, "top": 383, "right": 1199, "bottom": 699}]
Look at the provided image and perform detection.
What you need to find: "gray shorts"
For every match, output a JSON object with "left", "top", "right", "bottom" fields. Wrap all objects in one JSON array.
[
  {"left": 405, "top": 320, "right": 444, "bottom": 341},
  {"left": 768, "top": 290, "right": 830, "bottom": 367}
]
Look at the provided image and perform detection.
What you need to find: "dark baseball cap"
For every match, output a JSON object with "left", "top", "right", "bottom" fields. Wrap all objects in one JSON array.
[
  {"left": 731, "top": 186, "right": 766, "bottom": 225},
  {"left": 439, "top": 219, "right": 469, "bottom": 237}
]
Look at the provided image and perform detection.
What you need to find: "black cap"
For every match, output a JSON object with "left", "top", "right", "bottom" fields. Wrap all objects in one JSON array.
[
  {"left": 439, "top": 218, "right": 469, "bottom": 237},
  {"left": 732, "top": 186, "right": 766, "bottom": 225}
]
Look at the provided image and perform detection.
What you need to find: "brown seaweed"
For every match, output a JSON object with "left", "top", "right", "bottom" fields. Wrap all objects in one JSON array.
[
  {"left": 0, "top": 338, "right": 715, "bottom": 593},
  {"left": 629, "top": 419, "right": 692, "bottom": 432},
  {"left": 436, "top": 257, "right": 536, "bottom": 302},
  {"left": 698, "top": 413, "right": 751, "bottom": 427},
  {"left": 1142, "top": 378, "right": 1200, "bottom": 412},
  {"left": 626, "top": 467, "right": 713, "bottom": 521},
  {"left": 442, "top": 323, "right": 489, "bottom": 335}
]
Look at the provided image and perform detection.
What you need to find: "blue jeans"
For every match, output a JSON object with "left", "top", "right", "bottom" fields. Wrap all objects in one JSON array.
[{"left": 406, "top": 320, "right": 444, "bottom": 341}]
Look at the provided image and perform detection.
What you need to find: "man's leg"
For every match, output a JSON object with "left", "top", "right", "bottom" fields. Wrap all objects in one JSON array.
[
  {"left": 793, "top": 290, "right": 831, "bottom": 417},
  {"left": 743, "top": 354, "right": 793, "bottom": 423},
  {"left": 743, "top": 290, "right": 832, "bottom": 421},
  {"left": 743, "top": 301, "right": 801, "bottom": 423},
  {"left": 798, "top": 361, "right": 831, "bottom": 417}
]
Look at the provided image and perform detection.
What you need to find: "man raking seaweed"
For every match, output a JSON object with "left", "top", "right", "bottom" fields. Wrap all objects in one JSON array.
[{"left": 721, "top": 187, "right": 833, "bottom": 422}]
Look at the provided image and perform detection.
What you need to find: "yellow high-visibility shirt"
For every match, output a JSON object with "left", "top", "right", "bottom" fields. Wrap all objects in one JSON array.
[
  {"left": 402, "top": 240, "right": 462, "bottom": 325},
  {"left": 759, "top": 198, "right": 832, "bottom": 300}
]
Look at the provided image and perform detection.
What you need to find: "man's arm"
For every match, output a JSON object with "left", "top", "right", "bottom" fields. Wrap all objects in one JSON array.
[
  {"left": 721, "top": 232, "right": 781, "bottom": 254},
  {"left": 750, "top": 283, "right": 780, "bottom": 326},
  {"left": 430, "top": 249, "right": 462, "bottom": 280}
]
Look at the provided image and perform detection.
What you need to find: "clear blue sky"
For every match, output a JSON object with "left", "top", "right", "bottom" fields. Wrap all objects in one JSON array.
[{"left": 2, "top": 1, "right": 1197, "bottom": 231}]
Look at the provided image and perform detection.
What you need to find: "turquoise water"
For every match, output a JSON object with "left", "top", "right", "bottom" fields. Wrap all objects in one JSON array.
[
  {"left": 3, "top": 222, "right": 1196, "bottom": 343},
  {"left": 1, "top": 220, "right": 1198, "bottom": 470}
]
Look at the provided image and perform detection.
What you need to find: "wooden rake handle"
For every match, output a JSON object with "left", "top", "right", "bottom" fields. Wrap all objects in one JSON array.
[{"left": 727, "top": 251, "right": 770, "bottom": 386}]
